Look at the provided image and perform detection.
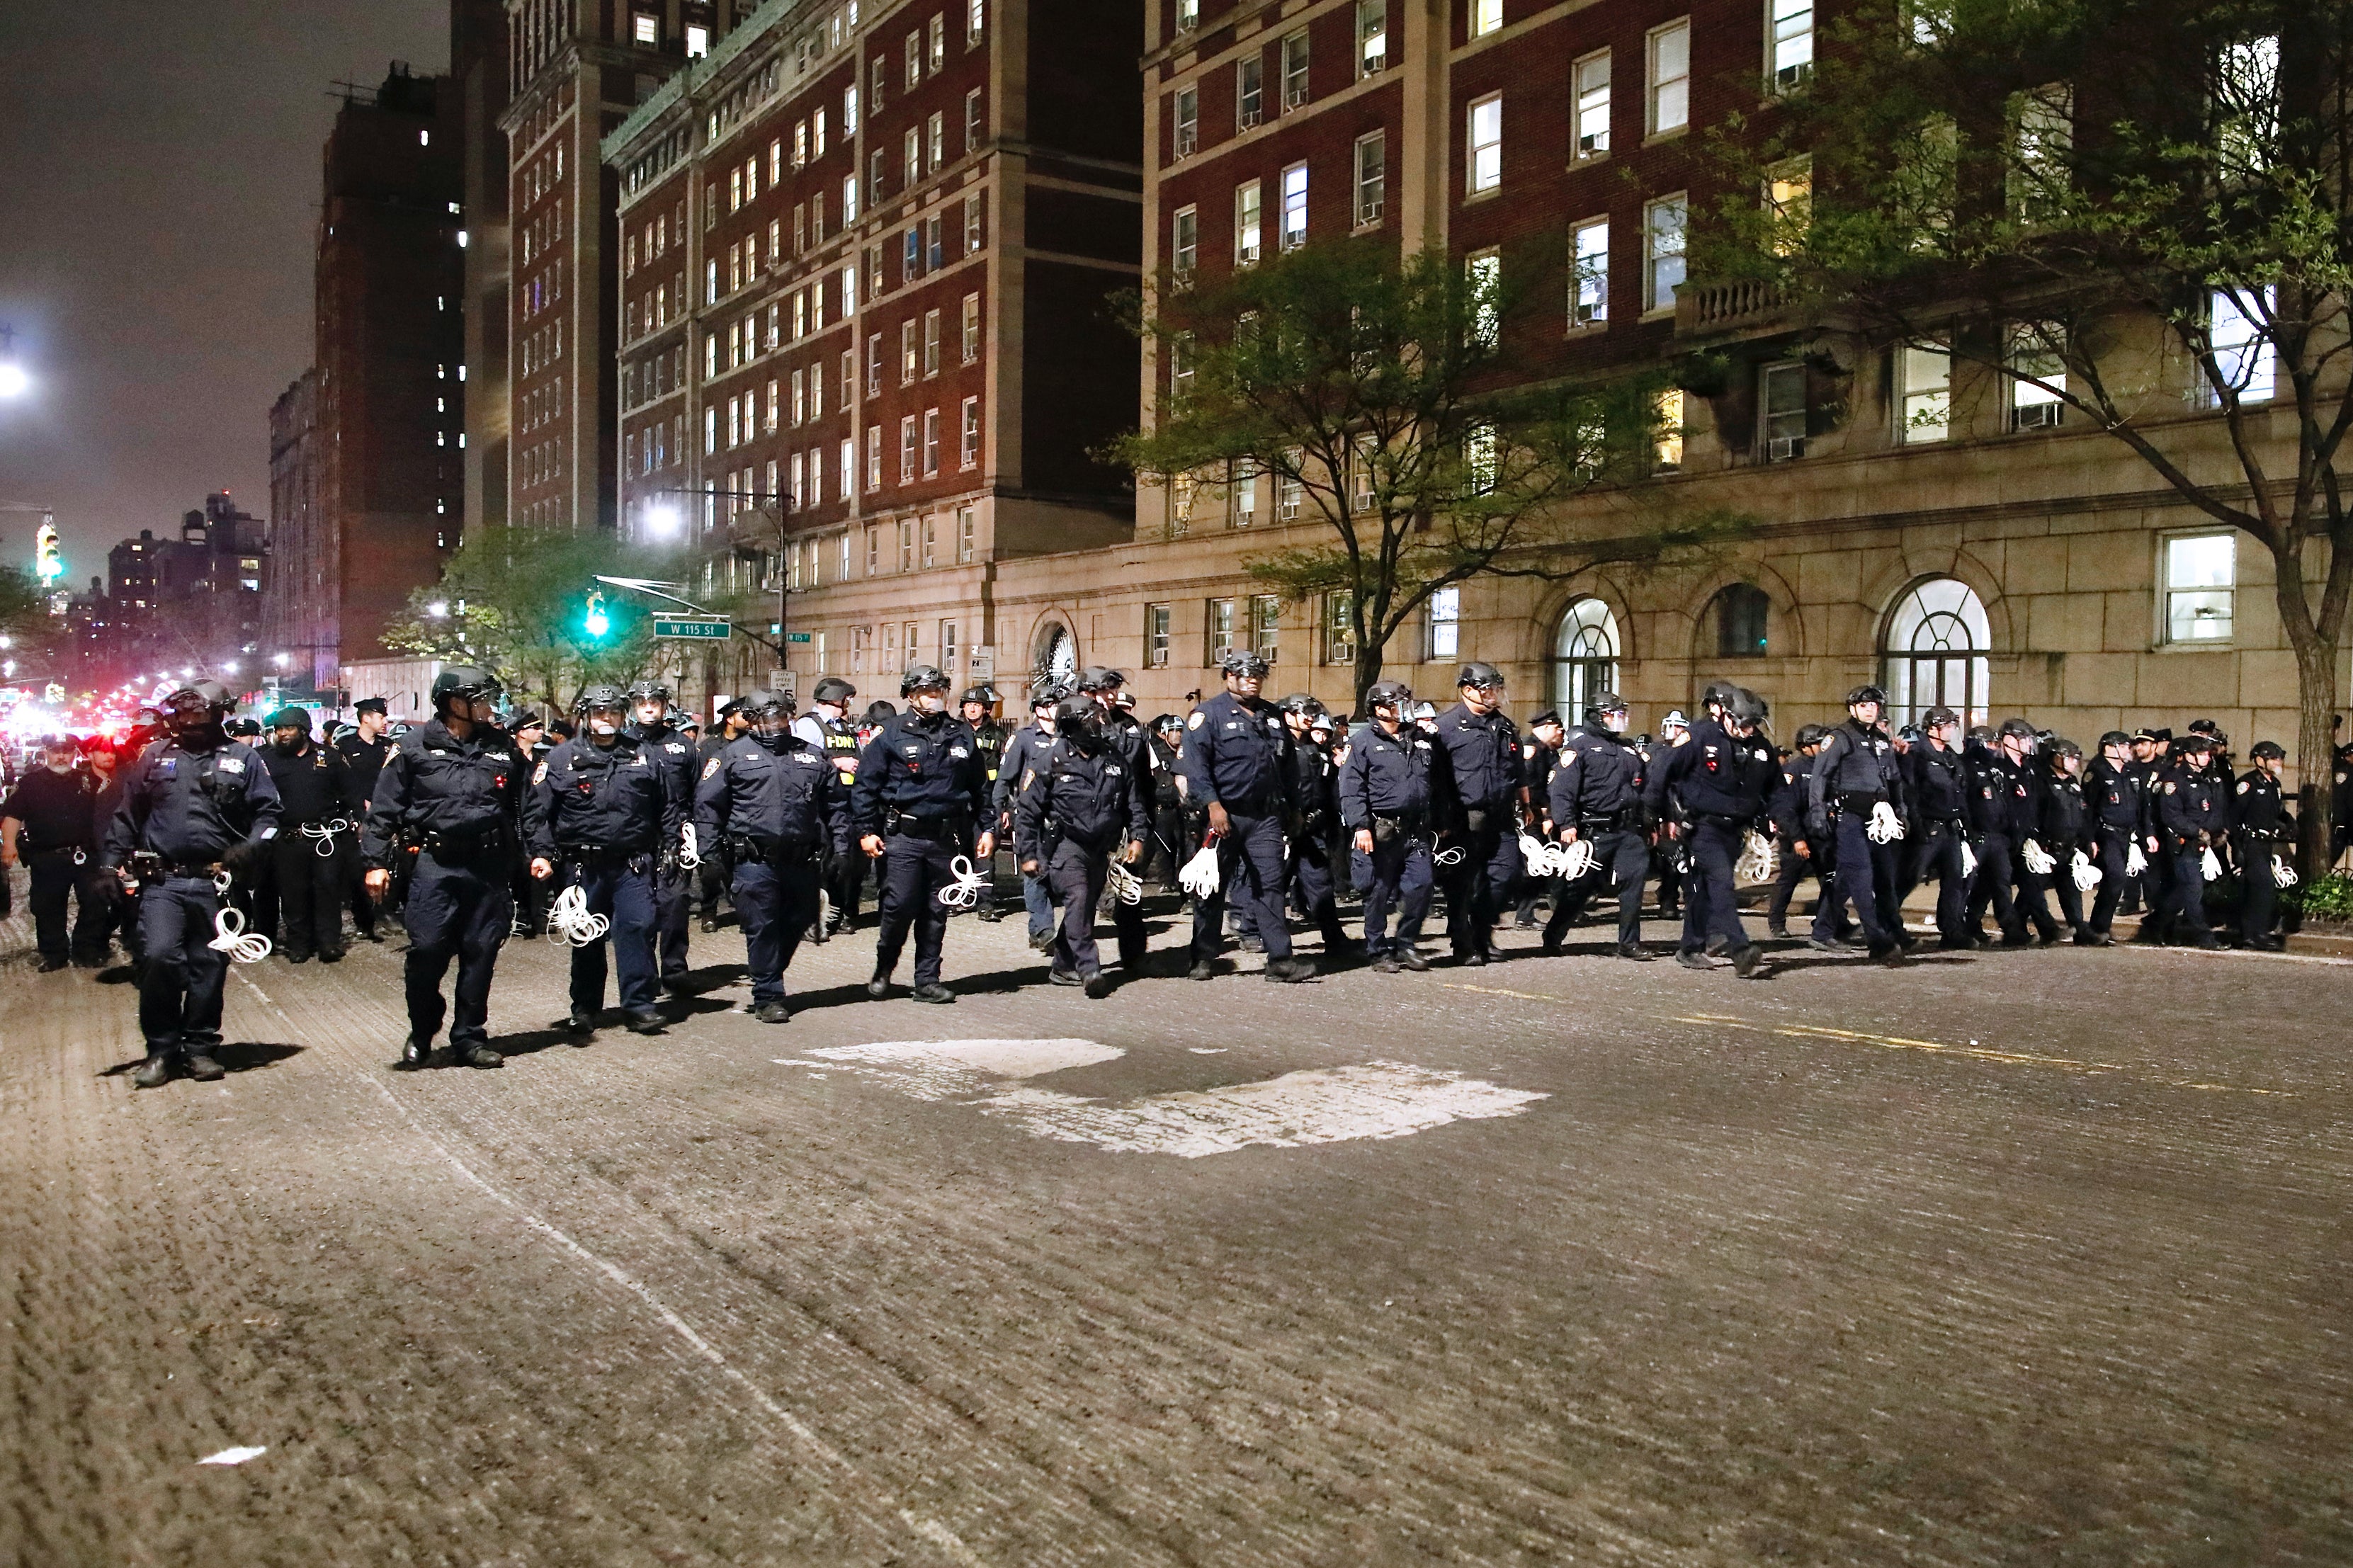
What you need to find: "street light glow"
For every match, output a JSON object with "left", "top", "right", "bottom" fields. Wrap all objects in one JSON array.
[
  {"left": 646, "top": 503, "right": 683, "bottom": 539},
  {"left": 426, "top": 600, "right": 450, "bottom": 618},
  {"left": 0, "top": 363, "right": 28, "bottom": 399}
]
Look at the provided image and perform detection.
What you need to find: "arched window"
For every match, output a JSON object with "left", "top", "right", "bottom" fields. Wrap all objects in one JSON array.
[
  {"left": 1709, "top": 582, "right": 1770, "bottom": 658},
  {"left": 1881, "top": 577, "right": 1990, "bottom": 727},
  {"left": 1551, "top": 598, "right": 1620, "bottom": 717},
  {"left": 1034, "top": 623, "right": 1076, "bottom": 688}
]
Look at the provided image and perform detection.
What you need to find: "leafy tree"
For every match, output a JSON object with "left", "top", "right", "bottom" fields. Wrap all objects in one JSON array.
[
  {"left": 1699, "top": 0, "right": 2353, "bottom": 873},
  {"left": 1112, "top": 239, "right": 1730, "bottom": 717},
  {"left": 383, "top": 529, "right": 670, "bottom": 712}
]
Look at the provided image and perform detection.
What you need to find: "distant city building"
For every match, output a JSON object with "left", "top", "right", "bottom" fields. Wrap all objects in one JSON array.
[
  {"left": 266, "top": 63, "right": 468, "bottom": 693},
  {"left": 94, "top": 494, "right": 271, "bottom": 684},
  {"left": 454, "top": 0, "right": 513, "bottom": 538}
]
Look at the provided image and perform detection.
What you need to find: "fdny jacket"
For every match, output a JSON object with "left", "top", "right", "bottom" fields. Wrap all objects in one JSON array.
[
  {"left": 693, "top": 730, "right": 846, "bottom": 853},
  {"left": 1178, "top": 691, "right": 1293, "bottom": 816},
  {"left": 524, "top": 732, "right": 682, "bottom": 858},
  {"left": 850, "top": 710, "right": 992, "bottom": 834},
  {"left": 103, "top": 732, "right": 283, "bottom": 869},
  {"left": 362, "top": 721, "right": 528, "bottom": 867},
  {"left": 1338, "top": 722, "right": 1451, "bottom": 827}
]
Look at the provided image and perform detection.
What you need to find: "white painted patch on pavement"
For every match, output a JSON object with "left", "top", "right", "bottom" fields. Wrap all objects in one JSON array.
[
  {"left": 198, "top": 1446, "right": 267, "bottom": 1466},
  {"left": 802, "top": 1042, "right": 1545, "bottom": 1158}
]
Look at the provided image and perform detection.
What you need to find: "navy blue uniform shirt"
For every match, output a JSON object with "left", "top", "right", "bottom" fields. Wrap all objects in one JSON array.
[
  {"left": 693, "top": 731, "right": 846, "bottom": 850},
  {"left": 1177, "top": 691, "right": 1293, "bottom": 815},
  {"left": 1337, "top": 723, "right": 1448, "bottom": 826},
  {"left": 361, "top": 721, "right": 528, "bottom": 867},
  {"left": 525, "top": 732, "right": 681, "bottom": 858},
  {"left": 1431, "top": 703, "right": 1521, "bottom": 818},
  {"left": 1551, "top": 729, "right": 1645, "bottom": 826},
  {"left": 103, "top": 731, "right": 283, "bottom": 868},
  {"left": 1014, "top": 737, "right": 1143, "bottom": 854},
  {"left": 1906, "top": 742, "right": 1970, "bottom": 826},
  {"left": 1644, "top": 717, "right": 1772, "bottom": 824},
  {"left": 850, "top": 710, "right": 992, "bottom": 834}
]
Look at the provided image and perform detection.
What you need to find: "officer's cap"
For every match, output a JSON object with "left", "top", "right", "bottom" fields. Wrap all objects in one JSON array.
[
  {"left": 1113, "top": 690, "right": 1136, "bottom": 710},
  {"left": 226, "top": 717, "right": 262, "bottom": 737},
  {"left": 2188, "top": 717, "right": 2221, "bottom": 735},
  {"left": 266, "top": 707, "right": 312, "bottom": 732},
  {"left": 353, "top": 696, "right": 389, "bottom": 717},
  {"left": 864, "top": 699, "right": 900, "bottom": 721},
  {"left": 1922, "top": 705, "right": 1961, "bottom": 729},
  {"left": 1075, "top": 666, "right": 1126, "bottom": 693},
  {"left": 2250, "top": 739, "right": 2286, "bottom": 760},
  {"left": 1457, "top": 661, "right": 1505, "bottom": 690},
  {"left": 509, "top": 705, "right": 548, "bottom": 730},
  {"left": 1220, "top": 649, "right": 1271, "bottom": 679},
  {"left": 715, "top": 695, "right": 747, "bottom": 718},
  {"left": 900, "top": 663, "right": 950, "bottom": 697},
  {"left": 812, "top": 676, "right": 856, "bottom": 704},
  {"left": 1526, "top": 709, "right": 1561, "bottom": 729}
]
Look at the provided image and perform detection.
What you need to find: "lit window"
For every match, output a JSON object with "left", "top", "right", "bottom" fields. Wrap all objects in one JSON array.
[
  {"left": 2209, "top": 287, "right": 2276, "bottom": 404},
  {"left": 1643, "top": 193, "right": 1686, "bottom": 312},
  {"left": 1468, "top": 249, "right": 1500, "bottom": 346},
  {"left": 686, "top": 23, "right": 709, "bottom": 55},
  {"left": 962, "top": 292, "right": 982, "bottom": 361},
  {"left": 1179, "top": 0, "right": 1198, "bottom": 28},
  {"left": 1769, "top": 0, "right": 1813, "bottom": 89},
  {"left": 1899, "top": 343, "right": 1950, "bottom": 442},
  {"left": 960, "top": 397, "right": 980, "bottom": 467},
  {"left": 1655, "top": 388, "right": 1685, "bottom": 471},
  {"left": 901, "top": 414, "right": 918, "bottom": 482},
  {"left": 1575, "top": 51, "right": 1611, "bottom": 157},
  {"left": 1571, "top": 217, "right": 1609, "bottom": 327},
  {"left": 1353, "top": 133, "right": 1385, "bottom": 226},
  {"left": 1470, "top": 0, "right": 1502, "bottom": 38},
  {"left": 1357, "top": 0, "right": 1387, "bottom": 74},
  {"left": 633, "top": 11, "right": 659, "bottom": 44},
  {"left": 1764, "top": 156, "right": 1811, "bottom": 255},
  {"left": 1427, "top": 586, "right": 1460, "bottom": 659},
  {"left": 2164, "top": 533, "right": 2236, "bottom": 642},
  {"left": 1147, "top": 603, "right": 1173, "bottom": 667},
  {"left": 2009, "top": 327, "right": 2066, "bottom": 429},
  {"left": 1235, "top": 180, "right": 1262, "bottom": 263},
  {"left": 1467, "top": 96, "right": 1502, "bottom": 193},
  {"left": 1281, "top": 163, "right": 1308, "bottom": 250},
  {"left": 1648, "top": 20, "right": 1689, "bottom": 135},
  {"left": 1207, "top": 597, "right": 1237, "bottom": 663}
]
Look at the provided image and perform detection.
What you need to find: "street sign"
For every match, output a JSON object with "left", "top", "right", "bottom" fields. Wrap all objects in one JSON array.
[
  {"left": 652, "top": 617, "right": 732, "bottom": 640},
  {"left": 786, "top": 630, "right": 811, "bottom": 644}
]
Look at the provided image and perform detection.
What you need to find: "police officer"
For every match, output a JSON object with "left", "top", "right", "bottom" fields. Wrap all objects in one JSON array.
[
  {"left": 695, "top": 695, "right": 753, "bottom": 931},
  {"left": 1651, "top": 710, "right": 1692, "bottom": 919},
  {"left": 527, "top": 685, "right": 681, "bottom": 1036},
  {"left": 1339, "top": 680, "right": 1449, "bottom": 972},
  {"left": 1766, "top": 723, "right": 1829, "bottom": 941},
  {"left": 696, "top": 691, "right": 846, "bottom": 1021},
  {"left": 995, "top": 683, "right": 1065, "bottom": 952},
  {"left": 1645, "top": 686, "right": 1771, "bottom": 975},
  {"left": 1515, "top": 710, "right": 1567, "bottom": 928},
  {"left": 852, "top": 664, "right": 996, "bottom": 1003},
  {"left": 258, "top": 706, "right": 357, "bottom": 963},
  {"left": 2022, "top": 738, "right": 2094, "bottom": 943},
  {"left": 101, "top": 679, "right": 284, "bottom": 1088},
  {"left": 959, "top": 686, "right": 1009, "bottom": 922},
  {"left": 1143, "top": 713, "right": 1188, "bottom": 892},
  {"left": 1963, "top": 721, "right": 2029, "bottom": 944},
  {"left": 623, "top": 680, "right": 698, "bottom": 992},
  {"left": 2077, "top": 731, "right": 2141, "bottom": 945},
  {"left": 1898, "top": 707, "right": 1977, "bottom": 947},
  {"left": 2154, "top": 729, "right": 2228, "bottom": 949},
  {"left": 793, "top": 676, "right": 865, "bottom": 933},
  {"left": 1016, "top": 697, "right": 1143, "bottom": 998},
  {"left": 363, "top": 668, "right": 529, "bottom": 1069},
  {"left": 2126, "top": 727, "right": 2171, "bottom": 931},
  {"left": 334, "top": 697, "right": 395, "bottom": 941},
  {"left": 1075, "top": 669, "right": 1159, "bottom": 974},
  {"left": 1806, "top": 684, "right": 1910, "bottom": 959},
  {"left": 2233, "top": 739, "right": 2293, "bottom": 950},
  {"left": 1179, "top": 651, "right": 1312, "bottom": 982},
  {"left": 1543, "top": 693, "right": 1651, "bottom": 958},
  {"left": 1432, "top": 662, "right": 1523, "bottom": 966},
  {"left": 1276, "top": 691, "right": 1354, "bottom": 960},
  {"left": 1, "top": 737, "right": 108, "bottom": 969}
]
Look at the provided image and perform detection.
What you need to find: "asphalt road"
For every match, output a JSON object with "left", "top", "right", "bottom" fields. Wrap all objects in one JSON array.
[{"left": 3, "top": 894, "right": 2349, "bottom": 1567}]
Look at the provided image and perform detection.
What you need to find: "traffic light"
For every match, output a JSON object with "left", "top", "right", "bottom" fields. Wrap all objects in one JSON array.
[
  {"left": 582, "top": 589, "right": 610, "bottom": 640},
  {"left": 33, "top": 518, "right": 62, "bottom": 585}
]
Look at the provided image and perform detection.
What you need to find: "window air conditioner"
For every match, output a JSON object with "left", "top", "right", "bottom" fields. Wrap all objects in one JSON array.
[
  {"left": 1237, "top": 107, "right": 1263, "bottom": 129},
  {"left": 2014, "top": 402, "right": 2061, "bottom": 431},
  {"left": 1767, "top": 435, "right": 1807, "bottom": 460}
]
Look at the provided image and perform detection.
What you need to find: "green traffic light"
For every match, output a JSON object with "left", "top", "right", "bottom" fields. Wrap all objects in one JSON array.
[{"left": 583, "top": 589, "right": 610, "bottom": 640}]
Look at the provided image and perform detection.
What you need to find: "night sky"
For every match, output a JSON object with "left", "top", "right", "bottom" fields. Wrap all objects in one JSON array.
[{"left": 0, "top": 0, "right": 448, "bottom": 586}]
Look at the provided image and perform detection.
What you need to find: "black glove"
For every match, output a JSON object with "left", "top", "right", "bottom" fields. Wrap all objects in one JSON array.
[{"left": 222, "top": 836, "right": 269, "bottom": 881}]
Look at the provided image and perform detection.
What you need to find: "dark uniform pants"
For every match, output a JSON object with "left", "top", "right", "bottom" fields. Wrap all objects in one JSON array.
[
  {"left": 2164, "top": 843, "right": 2213, "bottom": 940},
  {"left": 1543, "top": 828, "right": 1647, "bottom": 947},
  {"left": 732, "top": 855, "right": 821, "bottom": 1005},
  {"left": 652, "top": 864, "right": 692, "bottom": 979},
  {"left": 404, "top": 852, "right": 513, "bottom": 1047},
  {"left": 1967, "top": 831, "right": 2022, "bottom": 940},
  {"left": 2089, "top": 828, "right": 2136, "bottom": 935},
  {"left": 568, "top": 858, "right": 660, "bottom": 1013},
  {"left": 270, "top": 831, "right": 346, "bottom": 959},
  {"left": 2239, "top": 835, "right": 2281, "bottom": 943},
  {"left": 2011, "top": 843, "right": 2065, "bottom": 941},
  {"left": 1443, "top": 824, "right": 1518, "bottom": 959},
  {"left": 1911, "top": 823, "right": 1973, "bottom": 940},
  {"left": 1046, "top": 840, "right": 1109, "bottom": 975},
  {"left": 875, "top": 831, "right": 964, "bottom": 986},
  {"left": 1351, "top": 831, "right": 1434, "bottom": 956},
  {"left": 1770, "top": 831, "right": 1827, "bottom": 931},
  {"left": 1816, "top": 814, "right": 1900, "bottom": 946},
  {"left": 1682, "top": 820, "right": 1752, "bottom": 954},
  {"left": 137, "top": 875, "right": 229, "bottom": 1052},
  {"left": 1192, "top": 811, "right": 1293, "bottom": 962},
  {"left": 1288, "top": 834, "right": 1351, "bottom": 951},
  {"left": 827, "top": 828, "right": 868, "bottom": 928},
  {"left": 27, "top": 848, "right": 109, "bottom": 962}
]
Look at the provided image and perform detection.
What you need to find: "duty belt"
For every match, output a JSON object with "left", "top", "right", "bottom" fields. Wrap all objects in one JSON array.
[
  {"left": 1579, "top": 810, "right": 1637, "bottom": 832},
  {"left": 562, "top": 842, "right": 654, "bottom": 864},
  {"left": 888, "top": 813, "right": 970, "bottom": 841}
]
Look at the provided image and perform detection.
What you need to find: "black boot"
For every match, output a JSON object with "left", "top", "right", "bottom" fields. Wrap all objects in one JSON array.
[
  {"left": 132, "top": 1051, "right": 176, "bottom": 1089},
  {"left": 184, "top": 1051, "right": 226, "bottom": 1082}
]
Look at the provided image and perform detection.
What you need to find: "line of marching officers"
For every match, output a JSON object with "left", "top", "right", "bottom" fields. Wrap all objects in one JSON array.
[{"left": 91, "top": 655, "right": 2319, "bottom": 1086}]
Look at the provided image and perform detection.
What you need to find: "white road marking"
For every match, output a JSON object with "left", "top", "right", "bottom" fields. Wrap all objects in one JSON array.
[
  {"left": 198, "top": 1446, "right": 266, "bottom": 1466},
  {"left": 802, "top": 1041, "right": 1546, "bottom": 1159}
]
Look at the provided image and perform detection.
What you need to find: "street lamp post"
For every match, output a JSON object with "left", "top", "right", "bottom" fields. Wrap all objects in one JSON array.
[{"left": 634, "top": 486, "right": 798, "bottom": 673}]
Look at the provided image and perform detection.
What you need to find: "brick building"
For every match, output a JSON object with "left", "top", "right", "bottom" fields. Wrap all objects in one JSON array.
[
  {"left": 600, "top": 0, "right": 1143, "bottom": 700},
  {"left": 266, "top": 65, "right": 467, "bottom": 693},
  {"left": 101, "top": 494, "right": 271, "bottom": 678},
  {"left": 455, "top": 0, "right": 515, "bottom": 538}
]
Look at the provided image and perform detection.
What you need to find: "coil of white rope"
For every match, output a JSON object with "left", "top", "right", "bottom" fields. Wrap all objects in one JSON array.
[
  {"left": 2273, "top": 853, "right": 2298, "bottom": 890},
  {"left": 1866, "top": 801, "right": 1907, "bottom": 843},
  {"left": 1556, "top": 835, "right": 1598, "bottom": 881},
  {"left": 2125, "top": 841, "right": 2148, "bottom": 877},
  {"left": 1106, "top": 860, "right": 1145, "bottom": 905},
  {"left": 300, "top": 819, "right": 352, "bottom": 858},
  {"left": 1735, "top": 831, "right": 1776, "bottom": 885},
  {"left": 2020, "top": 839, "right": 2057, "bottom": 875},
  {"left": 1959, "top": 841, "right": 1978, "bottom": 880},
  {"left": 2070, "top": 848, "right": 2102, "bottom": 890},
  {"left": 1179, "top": 841, "right": 1222, "bottom": 897},
  {"left": 936, "top": 854, "right": 989, "bottom": 909},
  {"left": 546, "top": 883, "right": 611, "bottom": 947},
  {"left": 208, "top": 905, "right": 273, "bottom": 964},
  {"left": 1431, "top": 839, "right": 1466, "bottom": 868},
  {"left": 676, "top": 824, "right": 702, "bottom": 870}
]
